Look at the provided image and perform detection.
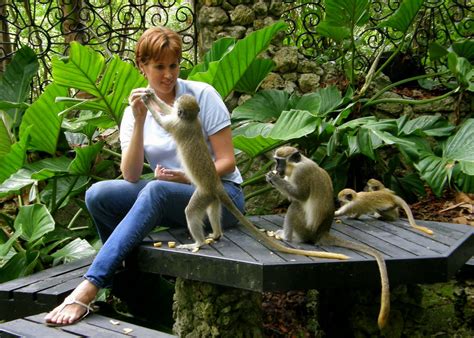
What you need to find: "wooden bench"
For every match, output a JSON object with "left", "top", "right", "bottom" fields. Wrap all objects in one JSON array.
[
  {"left": 132, "top": 214, "right": 474, "bottom": 291},
  {"left": 0, "top": 312, "right": 175, "bottom": 337}
]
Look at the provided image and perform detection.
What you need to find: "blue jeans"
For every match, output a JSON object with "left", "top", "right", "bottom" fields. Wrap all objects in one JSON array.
[{"left": 84, "top": 179, "right": 245, "bottom": 288}]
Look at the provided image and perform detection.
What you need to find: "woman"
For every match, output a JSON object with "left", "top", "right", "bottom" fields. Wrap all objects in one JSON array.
[{"left": 44, "top": 26, "right": 245, "bottom": 326}]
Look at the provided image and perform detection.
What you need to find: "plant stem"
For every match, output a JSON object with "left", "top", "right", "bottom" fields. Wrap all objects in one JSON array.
[{"left": 364, "top": 87, "right": 459, "bottom": 108}]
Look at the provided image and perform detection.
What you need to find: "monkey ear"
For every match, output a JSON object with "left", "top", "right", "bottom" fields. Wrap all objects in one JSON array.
[
  {"left": 345, "top": 193, "right": 353, "bottom": 201},
  {"left": 289, "top": 151, "right": 301, "bottom": 163}
]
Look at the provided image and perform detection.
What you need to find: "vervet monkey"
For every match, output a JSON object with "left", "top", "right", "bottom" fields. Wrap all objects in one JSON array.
[
  {"left": 344, "top": 179, "right": 433, "bottom": 236},
  {"left": 266, "top": 146, "right": 390, "bottom": 329},
  {"left": 140, "top": 90, "right": 348, "bottom": 260}
]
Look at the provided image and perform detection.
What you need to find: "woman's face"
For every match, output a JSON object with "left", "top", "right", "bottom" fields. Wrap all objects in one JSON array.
[{"left": 140, "top": 50, "right": 180, "bottom": 100}]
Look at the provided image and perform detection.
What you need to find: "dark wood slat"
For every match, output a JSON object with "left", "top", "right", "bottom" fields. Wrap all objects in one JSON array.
[
  {"left": 255, "top": 215, "right": 365, "bottom": 260},
  {"left": 27, "top": 313, "right": 176, "bottom": 338},
  {"left": 335, "top": 218, "right": 418, "bottom": 257},
  {"left": 0, "top": 318, "right": 78, "bottom": 337},
  {"left": 14, "top": 268, "right": 87, "bottom": 302},
  {"left": 340, "top": 218, "right": 448, "bottom": 255},
  {"left": 223, "top": 227, "right": 288, "bottom": 263},
  {"left": 36, "top": 277, "right": 84, "bottom": 303},
  {"left": 0, "top": 256, "right": 93, "bottom": 300}
]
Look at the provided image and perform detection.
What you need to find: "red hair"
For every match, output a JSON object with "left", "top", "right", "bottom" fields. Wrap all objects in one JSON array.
[{"left": 135, "top": 27, "right": 182, "bottom": 66}]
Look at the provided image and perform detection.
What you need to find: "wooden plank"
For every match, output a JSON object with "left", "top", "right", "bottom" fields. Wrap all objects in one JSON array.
[
  {"left": 26, "top": 313, "right": 177, "bottom": 338},
  {"left": 0, "top": 256, "right": 93, "bottom": 300},
  {"left": 256, "top": 215, "right": 365, "bottom": 260},
  {"left": 0, "top": 318, "right": 77, "bottom": 337},
  {"left": 134, "top": 244, "right": 264, "bottom": 291},
  {"left": 36, "top": 277, "right": 84, "bottom": 304},
  {"left": 340, "top": 218, "right": 446, "bottom": 256},
  {"left": 14, "top": 268, "right": 86, "bottom": 302}
]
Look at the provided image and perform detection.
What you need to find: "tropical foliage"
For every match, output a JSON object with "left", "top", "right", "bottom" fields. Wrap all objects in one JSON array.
[{"left": 0, "top": 21, "right": 287, "bottom": 282}]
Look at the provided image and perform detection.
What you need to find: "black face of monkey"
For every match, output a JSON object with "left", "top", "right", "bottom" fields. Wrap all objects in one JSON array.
[
  {"left": 274, "top": 150, "right": 301, "bottom": 176},
  {"left": 275, "top": 158, "right": 286, "bottom": 176}
]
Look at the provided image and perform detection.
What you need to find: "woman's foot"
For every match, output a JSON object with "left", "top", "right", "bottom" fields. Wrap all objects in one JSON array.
[{"left": 44, "top": 279, "right": 99, "bottom": 326}]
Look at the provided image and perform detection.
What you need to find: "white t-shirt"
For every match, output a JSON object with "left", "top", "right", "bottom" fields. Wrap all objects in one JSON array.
[{"left": 120, "top": 78, "right": 243, "bottom": 184}]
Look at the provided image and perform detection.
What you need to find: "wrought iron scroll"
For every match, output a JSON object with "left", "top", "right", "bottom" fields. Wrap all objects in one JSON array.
[
  {"left": 0, "top": 0, "right": 197, "bottom": 92},
  {"left": 281, "top": 0, "right": 473, "bottom": 72}
]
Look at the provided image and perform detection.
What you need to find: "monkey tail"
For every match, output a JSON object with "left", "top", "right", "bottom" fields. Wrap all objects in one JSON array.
[
  {"left": 218, "top": 192, "right": 349, "bottom": 260},
  {"left": 393, "top": 196, "right": 433, "bottom": 235},
  {"left": 321, "top": 234, "right": 390, "bottom": 330}
]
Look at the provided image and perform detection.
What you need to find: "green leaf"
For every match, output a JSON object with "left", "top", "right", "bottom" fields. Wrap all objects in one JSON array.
[
  {"left": 189, "top": 21, "right": 287, "bottom": 99},
  {"left": 452, "top": 39, "right": 474, "bottom": 62},
  {"left": 0, "top": 101, "right": 29, "bottom": 110},
  {"left": 0, "top": 168, "right": 36, "bottom": 197},
  {"left": 19, "top": 83, "right": 68, "bottom": 154},
  {"left": 28, "top": 157, "right": 72, "bottom": 180},
  {"left": 0, "top": 112, "right": 13, "bottom": 156},
  {"left": 306, "top": 86, "right": 343, "bottom": 116},
  {"left": 232, "top": 122, "right": 279, "bottom": 157},
  {"left": 232, "top": 90, "right": 290, "bottom": 122},
  {"left": 268, "top": 110, "right": 319, "bottom": 140},
  {"left": 0, "top": 128, "right": 30, "bottom": 183},
  {"left": 0, "top": 251, "right": 39, "bottom": 283},
  {"left": 398, "top": 115, "right": 455, "bottom": 137},
  {"left": 0, "top": 46, "right": 38, "bottom": 124},
  {"left": 0, "top": 230, "right": 22, "bottom": 257},
  {"left": 51, "top": 238, "right": 96, "bottom": 265},
  {"left": 187, "top": 37, "right": 236, "bottom": 78},
  {"left": 52, "top": 42, "right": 147, "bottom": 126},
  {"left": 234, "top": 58, "right": 275, "bottom": 94},
  {"left": 429, "top": 42, "right": 449, "bottom": 61},
  {"left": 415, "top": 153, "right": 452, "bottom": 196},
  {"left": 316, "top": 21, "right": 350, "bottom": 43},
  {"left": 68, "top": 142, "right": 104, "bottom": 175},
  {"left": 14, "top": 204, "right": 55, "bottom": 243},
  {"left": 316, "top": 0, "right": 369, "bottom": 42},
  {"left": 378, "top": 0, "right": 424, "bottom": 33},
  {"left": 444, "top": 118, "right": 474, "bottom": 173}
]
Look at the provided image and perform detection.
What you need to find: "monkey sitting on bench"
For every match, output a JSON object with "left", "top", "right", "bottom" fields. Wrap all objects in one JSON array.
[{"left": 266, "top": 146, "right": 390, "bottom": 329}]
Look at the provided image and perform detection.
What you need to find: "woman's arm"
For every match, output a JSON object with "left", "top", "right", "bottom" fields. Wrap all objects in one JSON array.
[
  {"left": 120, "top": 88, "right": 149, "bottom": 182},
  {"left": 208, "top": 126, "right": 236, "bottom": 177}
]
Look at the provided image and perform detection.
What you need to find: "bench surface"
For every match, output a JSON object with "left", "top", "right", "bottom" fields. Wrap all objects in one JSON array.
[
  {"left": 133, "top": 214, "right": 474, "bottom": 292},
  {"left": 0, "top": 312, "right": 175, "bottom": 337}
]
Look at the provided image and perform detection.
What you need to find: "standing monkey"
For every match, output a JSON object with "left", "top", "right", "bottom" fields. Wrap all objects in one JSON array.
[
  {"left": 337, "top": 180, "right": 433, "bottom": 235},
  {"left": 140, "top": 90, "right": 349, "bottom": 260},
  {"left": 266, "top": 146, "right": 390, "bottom": 329}
]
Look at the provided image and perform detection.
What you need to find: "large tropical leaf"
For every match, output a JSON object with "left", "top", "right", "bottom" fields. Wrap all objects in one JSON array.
[
  {"left": 51, "top": 238, "right": 96, "bottom": 265},
  {"left": 68, "top": 142, "right": 104, "bottom": 175},
  {"left": 232, "top": 90, "right": 290, "bottom": 122},
  {"left": 234, "top": 58, "right": 275, "bottom": 94},
  {"left": 52, "top": 42, "right": 147, "bottom": 126},
  {"left": 187, "top": 37, "right": 236, "bottom": 78},
  {"left": 19, "top": 83, "right": 68, "bottom": 154},
  {"left": 0, "top": 251, "right": 39, "bottom": 283},
  {"left": 378, "top": 0, "right": 424, "bottom": 33},
  {"left": 0, "top": 46, "right": 38, "bottom": 124},
  {"left": 268, "top": 110, "right": 320, "bottom": 140},
  {"left": 316, "top": 0, "right": 369, "bottom": 42},
  {"left": 14, "top": 204, "right": 55, "bottom": 244},
  {"left": 414, "top": 119, "right": 474, "bottom": 195},
  {"left": 188, "top": 21, "right": 287, "bottom": 99},
  {"left": 0, "top": 128, "right": 30, "bottom": 183},
  {"left": 0, "top": 113, "right": 13, "bottom": 156},
  {"left": 443, "top": 119, "right": 474, "bottom": 175}
]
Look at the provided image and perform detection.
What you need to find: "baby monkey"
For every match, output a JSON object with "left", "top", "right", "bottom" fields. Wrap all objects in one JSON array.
[
  {"left": 140, "top": 89, "right": 348, "bottom": 260},
  {"left": 336, "top": 180, "right": 433, "bottom": 235},
  {"left": 266, "top": 147, "right": 390, "bottom": 329}
]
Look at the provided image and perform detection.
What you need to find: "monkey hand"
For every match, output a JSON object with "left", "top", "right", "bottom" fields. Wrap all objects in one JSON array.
[{"left": 265, "top": 170, "right": 280, "bottom": 185}]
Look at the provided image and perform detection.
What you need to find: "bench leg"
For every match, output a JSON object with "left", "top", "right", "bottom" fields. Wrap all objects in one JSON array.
[{"left": 173, "top": 278, "right": 262, "bottom": 337}]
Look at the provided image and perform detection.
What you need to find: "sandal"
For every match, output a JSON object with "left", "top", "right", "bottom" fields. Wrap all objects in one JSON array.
[{"left": 45, "top": 296, "right": 95, "bottom": 327}]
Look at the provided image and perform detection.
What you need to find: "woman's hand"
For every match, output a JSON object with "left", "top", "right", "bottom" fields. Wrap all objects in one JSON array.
[
  {"left": 128, "top": 88, "right": 151, "bottom": 123},
  {"left": 155, "top": 165, "right": 190, "bottom": 184}
]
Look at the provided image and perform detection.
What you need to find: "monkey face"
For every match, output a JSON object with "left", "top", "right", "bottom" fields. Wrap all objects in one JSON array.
[
  {"left": 176, "top": 94, "right": 200, "bottom": 121},
  {"left": 275, "top": 159, "right": 286, "bottom": 177}
]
